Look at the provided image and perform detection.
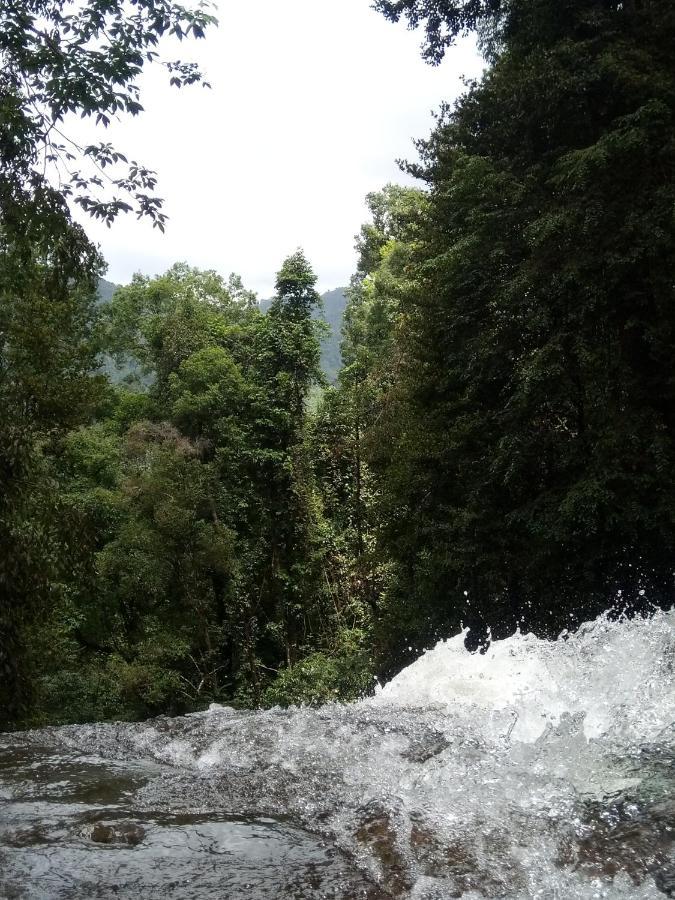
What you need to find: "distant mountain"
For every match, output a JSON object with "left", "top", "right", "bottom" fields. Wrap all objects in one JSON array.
[
  {"left": 96, "top": 278, "right": 150, "bottom": 388},
  {"left": 318, "top": 288, "right": 347, "bottom": 382},
  {"left": 260, "top": 287, "right": 347, "bottom": 382},
  {"left": 97, "top": 277, "right": 118, "bottom": 304}
]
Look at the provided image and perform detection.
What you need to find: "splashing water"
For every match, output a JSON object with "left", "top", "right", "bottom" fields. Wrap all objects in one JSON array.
[{"left": 1, "top": 610, "right": 674, "bottom": 898}]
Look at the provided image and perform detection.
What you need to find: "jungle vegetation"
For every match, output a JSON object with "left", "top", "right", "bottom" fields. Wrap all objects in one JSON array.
[{"left": 1, "top": 0, "right": 674, "bottom": 728}]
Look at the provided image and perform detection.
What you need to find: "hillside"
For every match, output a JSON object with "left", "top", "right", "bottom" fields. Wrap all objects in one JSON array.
[{"left": 97, "top": 277, "right": 118, "bottom": 304}]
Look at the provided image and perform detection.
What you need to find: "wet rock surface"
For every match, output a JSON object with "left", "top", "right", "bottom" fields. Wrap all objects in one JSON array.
[
  {"left": 654, "top": 863, "right": 675, "bottom": 897},
  {"left": 401, "top": 729, "right": 450, "bottom": 763},
  {"left": 2, "top": 611, "right": 675, "bottom": 898},
  {"left": 88, "top": 821, "right": 145, "bottom": 845},
  {"left": 0, "top": 745, "right": 384, "bottom": 900}
]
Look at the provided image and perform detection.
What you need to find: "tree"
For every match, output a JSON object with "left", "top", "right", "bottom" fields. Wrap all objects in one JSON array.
[
  {"left": 369, "top": 0, "right": 675, "bottom": 662},
  {"left": 1, "top": 0, "right": 216, "bottom": 228},
  {"left": 0, "top": 233, "right": 107, "bottom": 725},
  {"left": 30, "top": 266, "right": 261, "bottom": 719},
  {"left": 374, "top": 0, "right": 503, "bottom": 62},
  {"left": 92, "top": 260, "right": 332, "bottom": 708},
  {"left": 267, "top": 249, "right": 325, "bottom": 420},
  {"left": 373, "top": 1, "right": 645, "bottom": 62},
  {"left": 94, "top": 423, "right": 236, "bottom": 716},
  {"left": 252, "top": 251, "right": 326, "bottom": 673},
  {"left": 0, "top": 0, "right": 216, "bottom": 728}
]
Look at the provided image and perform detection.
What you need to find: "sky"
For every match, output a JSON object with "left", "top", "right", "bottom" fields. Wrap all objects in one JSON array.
[{"left": 77, "top": 0, "right": 483, "bottom": 297}]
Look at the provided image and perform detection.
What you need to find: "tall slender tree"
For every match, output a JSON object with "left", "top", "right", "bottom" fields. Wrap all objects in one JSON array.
[{"left": 254, "top": 251, "right": 325, "bottom": 671}]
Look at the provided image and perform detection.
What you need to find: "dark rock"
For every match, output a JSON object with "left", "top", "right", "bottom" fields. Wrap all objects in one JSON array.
[
  {"left": 354, "top": 803, "right": 412, "bottom": 896},
  {"left": 118, "top": 823, "right": 145, "bottom": 846},
  {"left": 90, "top": 823, "right": 115, "bottom": 844},
  {"left": 654, "top": 862, "right": 675, "bottom": 896},
  {"left": 557, "top": 798, "right": 675, "bottom": 886},
  {"left": 89, "top": 822, "right": 145, "bottom": 846},
  {"left": 402, "top": 729, "right": 449, "bottom": 763}
]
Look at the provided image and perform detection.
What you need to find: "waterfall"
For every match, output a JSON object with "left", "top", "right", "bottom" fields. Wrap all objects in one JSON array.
[{"left": 2, "top": 609, "right": 674, "bottom": 898}]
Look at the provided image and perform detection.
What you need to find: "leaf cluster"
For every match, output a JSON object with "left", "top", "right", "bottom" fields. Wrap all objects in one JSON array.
[{"left": 1, "top": 0, "right": 217, "bottom": 229}]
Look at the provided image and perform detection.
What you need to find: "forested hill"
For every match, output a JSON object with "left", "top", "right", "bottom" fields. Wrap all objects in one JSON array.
[
  {"left": 97, "top": 278, "right": 118, "bottom": 304},
  {"left": 99, "top": 280, "right": 347, "bottom": 382},
  {"left": 260, "top": 287, "right": 347, "bottom": 382}
]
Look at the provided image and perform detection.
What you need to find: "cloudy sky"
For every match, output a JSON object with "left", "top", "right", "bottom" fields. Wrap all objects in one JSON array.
[{"left": 78, "top": 0, "right": 482, "bottom": 296}]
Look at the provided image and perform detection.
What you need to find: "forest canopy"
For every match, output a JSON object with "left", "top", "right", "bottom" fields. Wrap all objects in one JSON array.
[{"left": 1, "top": 0, "right": 674, "bottom": 728}]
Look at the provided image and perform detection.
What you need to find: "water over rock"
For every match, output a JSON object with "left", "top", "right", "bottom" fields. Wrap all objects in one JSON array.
[{"left": 1, "top": 609, "right": 674, "bottom": 898}]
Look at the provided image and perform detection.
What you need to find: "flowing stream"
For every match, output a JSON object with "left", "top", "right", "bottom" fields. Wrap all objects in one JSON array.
[{"left": 1, "top": 610, "right": 675, "bottom": 898}]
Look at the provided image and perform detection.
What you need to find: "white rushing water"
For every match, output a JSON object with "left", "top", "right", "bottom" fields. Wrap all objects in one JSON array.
[
  {"left": 376, "top": 609, "right": 675, "bottom": 744},
  {"left": 1, "top": 609, "right": 675, "bottom": 898}
]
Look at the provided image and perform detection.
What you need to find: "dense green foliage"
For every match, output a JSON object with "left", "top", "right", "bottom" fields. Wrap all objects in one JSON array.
[
  {"left": 11, "top": 259, "right": 374, "bottom": 726},
  {"left": 260, "top": 287, "right": 347, "bottom": 383},
  {"left": 2, "top": 0, "right": 675, "bottom": 727},
  {"left": 0, "top": 218, "right": 103, "bottom": 722},
  {"left": 358, "top": 0, "right": 675, "bottom": 666}
]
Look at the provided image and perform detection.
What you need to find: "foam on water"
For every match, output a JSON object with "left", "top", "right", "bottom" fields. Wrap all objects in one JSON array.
[
  {"left": 374, "top": 609, "right": 675, "bottom": 743},
  {"left": 2, "top": 609, "right": 675, "bottom": 898}
]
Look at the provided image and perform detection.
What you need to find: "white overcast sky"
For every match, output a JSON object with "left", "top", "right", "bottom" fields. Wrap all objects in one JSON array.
[{"left": 78, "top": 0, "right": 483, "bottom": 296}]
